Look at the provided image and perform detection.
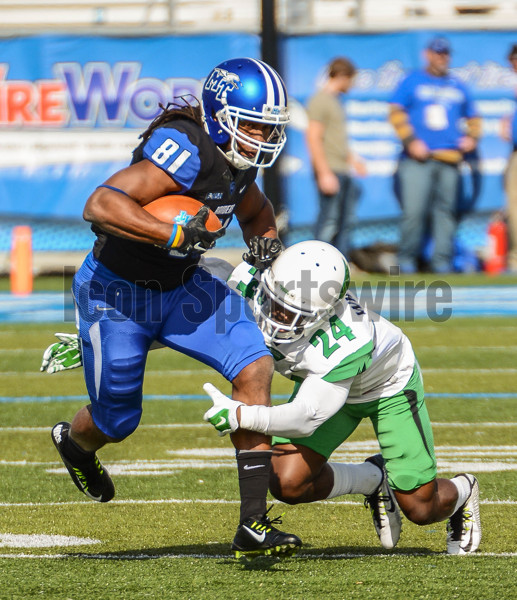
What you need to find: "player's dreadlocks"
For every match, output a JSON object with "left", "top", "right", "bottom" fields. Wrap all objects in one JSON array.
[{"left": 139, "top": 96, "right": 203, "bottom": 144}]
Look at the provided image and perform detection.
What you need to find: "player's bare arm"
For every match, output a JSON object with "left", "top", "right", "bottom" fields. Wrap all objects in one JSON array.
[
  {"left": 83, "top": 159, "right": 180, "bottom": 246},
  {"left": 236, "top": 183, "right": 284, "bottom": 268},
  {"left": 235, "top": 182, "right": 278, "bottom": 243}
]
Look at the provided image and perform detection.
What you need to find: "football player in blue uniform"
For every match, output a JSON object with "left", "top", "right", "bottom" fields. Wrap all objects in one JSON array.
[{"left": 50, "top": 57, "right": 301, "bottom": 558}]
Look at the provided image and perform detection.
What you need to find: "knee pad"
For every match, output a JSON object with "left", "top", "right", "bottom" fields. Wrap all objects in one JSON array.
[
  {"left": 99, "top": 354, "right": 144, "bottom": 439},
  {"left": 93, "top": 333, "right": 149, "bottom": 440},
  {"left": 106, "top": 353, "right": 145, "bottom": 399}
]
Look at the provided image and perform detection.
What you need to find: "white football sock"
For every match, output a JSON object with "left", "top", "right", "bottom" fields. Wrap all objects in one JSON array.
[
  {"left": 450, "top": 475, "right": 471, "bottom": 514},
  {"left": 327, "top": 461, "right": 382, "bottom": 498}
]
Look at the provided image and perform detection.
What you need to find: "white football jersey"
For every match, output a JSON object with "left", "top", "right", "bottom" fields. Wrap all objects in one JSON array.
[{"left": 226, "top": 260, "right": 416, "bottom": 405}]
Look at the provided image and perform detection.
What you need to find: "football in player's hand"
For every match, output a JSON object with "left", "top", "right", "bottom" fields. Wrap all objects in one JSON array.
[{"left": 143, "top": 195, "right": 222, "bottom": 231}]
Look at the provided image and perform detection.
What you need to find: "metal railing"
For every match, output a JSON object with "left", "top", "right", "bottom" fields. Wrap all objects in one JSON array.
[{"left": 0, "top": 0, "right": 515, "bottom": 34}]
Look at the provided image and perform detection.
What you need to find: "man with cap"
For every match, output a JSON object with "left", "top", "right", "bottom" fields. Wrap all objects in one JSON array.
[{"left": 389, "top": 36, "right": 481, "bottom": 273}]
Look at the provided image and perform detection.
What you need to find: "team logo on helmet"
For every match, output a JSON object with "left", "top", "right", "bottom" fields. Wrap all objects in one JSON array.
[
  {"left": 204, "top": 68, "right": 241, "bottom": 101},
  {"left": 201, "top": 57, "right": 289, "bottom": 169}
]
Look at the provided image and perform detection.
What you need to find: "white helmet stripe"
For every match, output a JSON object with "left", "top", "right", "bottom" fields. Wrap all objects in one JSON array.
[
  {"left": 263, "top": 61, "right": 286, "bottom": 106},
  {"left": 249, "top": 58, "right": 286, "bottom": 106},
  {"left": 267, "top": 63, "right": 287, "bottom": 106}
]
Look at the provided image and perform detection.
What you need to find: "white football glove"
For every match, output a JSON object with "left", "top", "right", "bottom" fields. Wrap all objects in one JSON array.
[
  {"left": 203, "top": 383, "right": 243, "bottom": 436},
  {"left": 40, "top": 333, "right": 82, "bottom": 374}
]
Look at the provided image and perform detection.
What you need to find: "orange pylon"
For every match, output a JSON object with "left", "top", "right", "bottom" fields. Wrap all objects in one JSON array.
[{"left": 10, "top": 225, "right": 33, "bottom": 295}]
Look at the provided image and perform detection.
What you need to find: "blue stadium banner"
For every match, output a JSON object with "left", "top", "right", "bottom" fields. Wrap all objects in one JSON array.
[{"left": 0, "top": 34, "right": 259, "bottom": 218}]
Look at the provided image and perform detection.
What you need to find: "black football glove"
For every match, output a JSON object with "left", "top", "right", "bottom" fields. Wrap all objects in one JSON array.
[
  {"left": 242, "top": 236, "right": 284, "bottom": 270},
  {"left": 179, "top": 206, "right": 225, "bottom": 254}
]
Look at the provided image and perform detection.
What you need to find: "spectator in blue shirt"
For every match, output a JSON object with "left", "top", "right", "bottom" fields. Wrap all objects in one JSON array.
[{"left": 390, "top": 36, "right": 481, "bottom": 273}]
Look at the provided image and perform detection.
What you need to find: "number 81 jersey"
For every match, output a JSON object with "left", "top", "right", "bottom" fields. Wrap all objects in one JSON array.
[{"left": 228, "top": 261, "right": 417, "bottom": 405}]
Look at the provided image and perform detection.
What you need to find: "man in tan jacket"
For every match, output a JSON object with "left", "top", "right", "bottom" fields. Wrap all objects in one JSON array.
[{"left": 306, "top": 57, "right": 366, "bottom": 257}]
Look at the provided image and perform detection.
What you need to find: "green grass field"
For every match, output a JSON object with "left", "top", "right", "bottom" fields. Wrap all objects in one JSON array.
[{"left": 0, "top": 316, "right": 516, "bottom": 600}]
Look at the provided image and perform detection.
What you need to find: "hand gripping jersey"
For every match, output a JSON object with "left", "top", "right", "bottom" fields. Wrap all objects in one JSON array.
[{"left": 92, "top": 118, "right": 257, "bottom": 289}]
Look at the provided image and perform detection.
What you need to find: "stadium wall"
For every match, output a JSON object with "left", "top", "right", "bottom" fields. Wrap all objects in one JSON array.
[{"left": 0, "top": 31, "right": 515, "bottom": 266}]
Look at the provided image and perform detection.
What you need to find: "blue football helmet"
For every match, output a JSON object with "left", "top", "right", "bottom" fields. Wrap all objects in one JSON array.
[{"left": 202, "top": 57, "right": 290, "bottom": 170}]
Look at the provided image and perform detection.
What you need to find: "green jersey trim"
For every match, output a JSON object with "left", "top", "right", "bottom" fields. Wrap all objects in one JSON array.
[{"left": 322, "top": 341, "right": 374, "bottom": 383}]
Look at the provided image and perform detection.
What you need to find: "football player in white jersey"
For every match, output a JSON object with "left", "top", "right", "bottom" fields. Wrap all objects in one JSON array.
[{"left": 204, "top": 240, "right": 481, "bottom": 555}]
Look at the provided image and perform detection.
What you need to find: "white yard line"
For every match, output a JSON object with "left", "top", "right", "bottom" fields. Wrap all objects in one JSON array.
[
  {"left": 416, "top": 346, "right": 517, "bottom": 351},
  {"left": 0, "top": 498, "right": 514, "bottom": 508},
  {"left": 0, "top": 534, "right": 100, "bottom": 548},
  {"left": 402, "top": 325, "right": 517, "bottom": 332},
  {"left": 0, "top": 551, "right": 515, "bottom": 559},
  {"left": 430, "top": 422, "right": 517, "bottom": 427},
  {"left": 423, "top": 368, "right": 517, "bottom": 373}
]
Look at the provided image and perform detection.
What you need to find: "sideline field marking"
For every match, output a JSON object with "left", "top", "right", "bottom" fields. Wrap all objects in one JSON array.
[
  {"left": 415, "top": 346, "right": 517, "bottom": 351},
  {"left": 42, "top": 461, "right": 517, "bottom": 476},
  {"left": 0, "top": 498, "right": 515, "bottom": 508},
  {"left": 0, "top": 551, "right": 515, "bottom": 560},
  {"left": 0, "top": 534, "right": 100, "bottom": 548},
  {"left": 1, "top": 441, "right": 516, "bottom": 463},
  {"left": 422, "top": 368, "right": 517, "bottom": 374},
  {"left": 431, "top": 422, "right": 517, "bottom": 427}
]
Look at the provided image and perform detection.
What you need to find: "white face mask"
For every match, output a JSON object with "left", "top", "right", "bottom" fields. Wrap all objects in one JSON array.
[
  {"left": 251, "top": 241, "right": 351, "bottom": 345},
  {"left": 216, "top": 104, "right": 288, "bottom": 170},
  {"left": 253, "top": 281, "right": 323, "bottom": 345}
]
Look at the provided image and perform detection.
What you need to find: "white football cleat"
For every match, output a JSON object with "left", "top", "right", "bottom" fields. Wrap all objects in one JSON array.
[
  {"left": 364, "top": 454, "right": 402, "bottom": 549},
  {"left": 447, "top": 473, "right": 481, "bottom": 554}
]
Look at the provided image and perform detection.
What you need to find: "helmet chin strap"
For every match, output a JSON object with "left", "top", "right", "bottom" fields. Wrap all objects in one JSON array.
[{"left": 223, "top": 147, "right": 252, "bottom": 170}]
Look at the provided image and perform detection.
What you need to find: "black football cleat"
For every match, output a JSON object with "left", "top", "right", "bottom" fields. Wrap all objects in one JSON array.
[
  {"left": 231, "top": 509, "right": 302, "bottom": 559},
  {"left": 51, "top": 421, "right": 115, "bottom": 503}
]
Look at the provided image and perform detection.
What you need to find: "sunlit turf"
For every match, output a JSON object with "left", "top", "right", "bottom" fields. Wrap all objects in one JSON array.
[{"left": 0, "top": 317, "right": 516, "bottom": 599}]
